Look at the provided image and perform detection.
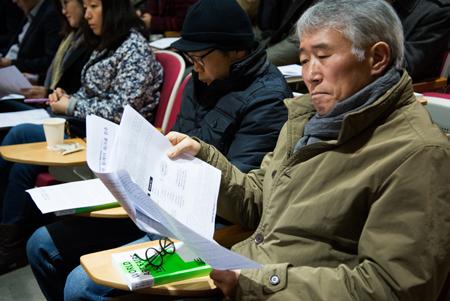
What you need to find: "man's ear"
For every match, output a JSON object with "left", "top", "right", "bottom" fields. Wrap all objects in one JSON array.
[{"left": 368, "top": 41, "right": 391, "bottom": 76}]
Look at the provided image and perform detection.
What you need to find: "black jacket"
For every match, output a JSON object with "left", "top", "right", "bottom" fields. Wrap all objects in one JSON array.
[
  {"left": 5, "top": 0, "right": 61, "bottom": 81},
  {"left": 0, "top": 0, "right": 23, "bottom": 51},
  {"left": 172, "top": 45, "right": 291, "bottom": 172},
  {"left": 393, "top": 0, "right": 450, "bottom": 82}
]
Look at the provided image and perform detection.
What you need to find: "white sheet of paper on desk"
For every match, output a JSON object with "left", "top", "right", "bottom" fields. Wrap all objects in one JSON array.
[
  {"left": 0, "top": 109, "right": 49, "bottom": 129},
  {"left": 149, "top": 37, "right": 180, "bottom": 49},
  {"left": 424, "top": 96, "right": 450, "bottom": 134},
  {"left": 278, "top": 64, "right": 302, "bottom": 78},
  {"left": 0, "top": 66, "right": 32, "bottom": 96},
  {"left": 26, "top": 178, "right": 117, "bottom": 214},
  {"left": 86, "top": 106, "right": 260, "bottom": 269},
  {"left": 0, "top": 93, "right": 25, "bottom": 100}
]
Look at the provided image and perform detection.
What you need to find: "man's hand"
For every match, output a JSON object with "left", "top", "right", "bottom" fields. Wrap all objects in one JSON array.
[
  {"left": 0, "top": 57, "right": 12, "bottom": 67},
  {"left": 166, "top": 131, "right": 201, "bottom": 158},
  {"left": 21, "top": 86, "right": 47, "bottom": 99},
  {"left": 210, "top": 269, "right": 241, "bottom": 300}
]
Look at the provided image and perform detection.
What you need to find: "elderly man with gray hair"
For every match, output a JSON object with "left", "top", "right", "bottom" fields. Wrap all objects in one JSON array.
[{"left": 167, "top": 0, "right": 450, "bottom": 300}]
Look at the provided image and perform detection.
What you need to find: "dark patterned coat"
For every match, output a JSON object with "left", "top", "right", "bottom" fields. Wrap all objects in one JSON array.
[{"left": 67, "top": 30, "right": 163, "bottom": 123}]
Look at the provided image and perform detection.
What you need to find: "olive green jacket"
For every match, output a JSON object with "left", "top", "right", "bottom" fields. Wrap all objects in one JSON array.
[{"left": 196, "top": 71, "right": 450, "bottom": 300}]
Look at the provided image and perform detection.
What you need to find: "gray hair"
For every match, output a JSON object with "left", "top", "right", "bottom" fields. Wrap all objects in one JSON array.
[{"left": 297, "top": 0, "right": 404, "bottom": 69}]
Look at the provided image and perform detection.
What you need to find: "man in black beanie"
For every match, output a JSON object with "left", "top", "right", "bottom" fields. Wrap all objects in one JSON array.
[
  {"left": 26, "top": 0, "right": 292, "bottom": 300},
  {"left": 168, "top": 0, "right": 292, "bottom": 172}
]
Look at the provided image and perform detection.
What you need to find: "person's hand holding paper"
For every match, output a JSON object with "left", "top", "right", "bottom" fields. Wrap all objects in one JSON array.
[
  {"left": 166, "top": 132, "right": 201, "bottom": 158},
  {"left": 167, "top": 132, "right": 245, "bottom": 300},
  {"left": 0, "top": 57, "right": 12, "bottom": 67},
  {"left": 0, "top": 65, "right": 32, "bottom": 96},
  {"left": 86, "top": 105, "right": 261, "bottom": 271}
]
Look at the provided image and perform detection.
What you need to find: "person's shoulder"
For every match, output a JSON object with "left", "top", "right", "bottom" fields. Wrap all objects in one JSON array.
[
  {"left": 125, "top": 29, "right": 148, "bottom": 46},
  {"left": 118, "top": 29, "right": 152, "bottom": 55},
  {"left": 432, "top": 0, "right": 450, "bottom": 7},
  {"left": 247, "top": 63, "right": 291, "bottom": 94}
]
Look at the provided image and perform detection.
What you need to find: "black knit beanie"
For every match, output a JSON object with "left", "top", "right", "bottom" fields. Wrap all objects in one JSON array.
[{"left": 171, "top": 0, "right": 255, "bottom": 52}]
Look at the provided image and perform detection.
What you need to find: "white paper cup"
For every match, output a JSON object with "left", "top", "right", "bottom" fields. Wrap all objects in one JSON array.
[{"left": 43, "top": 118, "right": 66, "bottom": 148}]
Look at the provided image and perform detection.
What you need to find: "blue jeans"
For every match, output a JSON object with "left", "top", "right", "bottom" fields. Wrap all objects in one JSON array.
[
  {"left": 0, "top": 124, "right": 52, "bottom": 227},
  {"left": 64, "top": 236, "right": 152, "bottom": 301},
  {"left": 28, "top": 227, "right": 149, "bottom": 301},
  {"left": 27, "top": 217, "right": 148, "bottom": 301}
]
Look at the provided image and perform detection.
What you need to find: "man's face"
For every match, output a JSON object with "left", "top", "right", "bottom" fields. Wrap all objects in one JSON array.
[
  {"left": 187, "top": 49, "right": 234, "bottom": 85},
  {"left": 300, "top": 28, "right": 374, "bottom": 115}
]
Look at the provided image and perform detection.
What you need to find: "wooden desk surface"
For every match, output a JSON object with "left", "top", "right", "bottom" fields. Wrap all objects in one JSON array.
[
  {"left": 80, "top": 240, "right": 218, "bottom": 297},
  {"left": 86, "top": 206, "right": 128, "bottom": 218},
  {"left": 0, "top": 138, "right": 86, "bottom": 166}
]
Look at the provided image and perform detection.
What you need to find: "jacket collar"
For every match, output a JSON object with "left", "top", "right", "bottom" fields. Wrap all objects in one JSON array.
[{"left": 285, "top": 70, "right": 414, "bottom": 145}]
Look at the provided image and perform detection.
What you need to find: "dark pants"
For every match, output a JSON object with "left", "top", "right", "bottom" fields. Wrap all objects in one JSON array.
[
  {"left": 0, "top": 99, "right": 37, "bottom": 113},
  {"left": 27, "top": 217, "right": 146, "bottom": 301},
  {"left": 0, "top": 123, "right": 51, "bottom": 229}
]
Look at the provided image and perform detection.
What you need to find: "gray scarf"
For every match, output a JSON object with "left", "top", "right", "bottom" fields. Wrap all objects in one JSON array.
[{"left": 294, "top": 67, "right": 400, "bottom": 153}]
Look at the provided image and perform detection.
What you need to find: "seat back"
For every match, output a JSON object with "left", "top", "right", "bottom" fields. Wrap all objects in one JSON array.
[
  {"left": 153, "top": 50, "right": 185, "bottom": 133},
  {"left": 413, "top": 50, "right": 449, "bottom": 93},
  {"left": 165, "top": 73, "right": 191, "bottom": 133},
  {"left": 440, "top": 51, "right": 449, "bottom": 79}
]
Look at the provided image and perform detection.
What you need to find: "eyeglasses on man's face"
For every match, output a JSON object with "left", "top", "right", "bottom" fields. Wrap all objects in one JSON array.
[{"left": 183, "top": 49, "right": 215, "bottom": 67}]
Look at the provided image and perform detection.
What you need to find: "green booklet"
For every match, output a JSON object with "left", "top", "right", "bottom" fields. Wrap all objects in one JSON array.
[{"left": 112, "top": 242, "right": 212, "bottom": 290}]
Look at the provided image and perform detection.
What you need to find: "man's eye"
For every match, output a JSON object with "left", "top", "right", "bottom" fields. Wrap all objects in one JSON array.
[{"left": 300, "top": 59, "right": 309, "bottom": 66}]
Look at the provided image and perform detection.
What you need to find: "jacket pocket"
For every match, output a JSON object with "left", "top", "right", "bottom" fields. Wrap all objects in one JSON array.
[{"left": 204, "top": 111, "right": 236, "bottom": 152}]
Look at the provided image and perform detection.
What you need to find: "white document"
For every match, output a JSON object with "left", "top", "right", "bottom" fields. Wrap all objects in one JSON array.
[
  {"left": 87, "top": 106, "right": 221, "bottom": 239},
  {"left": 0, "top": 66, "right": 32, "bottom": 96},
  {"left": 278, "top": 64, "right": 302, "bottom": 78},
  {"left": 87, "top": 105, "right": 261, "bottom": 270},
  {"left": 26, "top": 178, "right": 117, "bottom": 214},
  {"left": 149, "top": 37, "right": 181, "bottom": 49},
  {"left": 0, "top": 109, "right": 50, "bottom": 129},
  {"left": 424, "top": 96, "right": 450, "bottom": 134},
  {"left": 0, "top": 93, "right": 25, "bottom": 101}
]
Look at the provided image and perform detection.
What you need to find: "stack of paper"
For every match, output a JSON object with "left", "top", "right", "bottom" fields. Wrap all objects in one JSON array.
[
  {"left": 149, "top": 37, "right": 181, "bottom": 50},
  {"left": 278, "top": 64, "right": 302, "bottom": 79},
  {"left": 27, "top": 178, "right": 119, "bottom": 215},
  {"left": 86, "top": 105, "right": 261, "bottom": 270}
]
